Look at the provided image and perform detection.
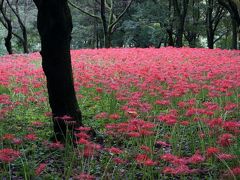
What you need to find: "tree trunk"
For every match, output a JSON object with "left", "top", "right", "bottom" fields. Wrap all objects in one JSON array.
[
  {"left": 175, "top": 19, "right": 184, "bottom": 47},
  {"left": 207, "top": 31, "right": 214, "bottom": 49},
  {"left": 166, "top": 28, "right": 174, "bottom": 46},
  {"left": 231, "top": 17, "right": 238, "bottom": 49},
  {"left": 33, "top": 0, "right": 82, "bottom": 141},
  {"left": 4, "top": 19, "right": 13, "bottom": 54},
  {"left": 22, "top": 27, "right": 29, "bottom": 53},
  {"left": 104, "top": 33, "right": 111, "bottom": 48}
]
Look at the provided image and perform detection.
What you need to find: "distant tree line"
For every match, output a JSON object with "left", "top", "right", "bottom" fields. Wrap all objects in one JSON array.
[{"left": 0, "top": 0, "right": 239, "bottom": 55}]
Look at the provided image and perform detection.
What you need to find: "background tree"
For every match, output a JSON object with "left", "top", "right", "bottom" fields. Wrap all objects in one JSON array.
[
  {"left": 0, "top": 0, "right": 13, "bottom": 54},
  {"left": 69, "top": 0, "right": 134, "bottom": 48},
  {"left": 206, "top": 0, "right": 226, "bottom": 49},
  {"left": 218, "top": 0, "right": 240, "bottom": 49}
]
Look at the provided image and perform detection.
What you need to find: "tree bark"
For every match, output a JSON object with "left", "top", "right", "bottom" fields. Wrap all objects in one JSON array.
[
  {"left": 33, "top": 0, "right": 82, "bottom": 141},
  {"left": 231, "top": 18, "right": 238, "bottom": 49},
  {"left": 4, "top": 22, "right": 12, "bottom": 54}
]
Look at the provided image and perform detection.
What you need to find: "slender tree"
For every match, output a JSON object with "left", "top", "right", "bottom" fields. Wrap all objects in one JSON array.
[
  {"left": 0, "top": 0, "right": 13, "bottom": 54},
  {"left": 172, "top": 0, "right": 189, "bottom": 47},
  {"left": 6, "top": 0, "right": 29, "bottom": 53},
  {"left": 33, "top": 0, "right": 82, "bottom": 141},
  {"left": 206, "top": 0, "right": 226, "bottom": 49},
  {"left": 69, "top": 0, "right": 134, "bottom": 48},
  {"left": 218, "top": 0, "right": 240, "bottom": 49}
]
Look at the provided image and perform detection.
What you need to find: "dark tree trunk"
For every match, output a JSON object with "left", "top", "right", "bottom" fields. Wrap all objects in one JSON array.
[
  {"left": 22, "top": 27, "right": 28, "bottom": 53},
  {"left": 175, "top": 19, "right": 184, "bottom": 47},
  {"left": 231, "top": 18, "right": 238, "bottom": 49},
  {"left": 4, "top": 18, "right": 13, "bottom": 54},
  {"left": 166, "top": 28, "right": 174, "bottom": 46},
  {"left": 33, "top": 0, "right": 82, "bottom": 141},
  {"left": 207, "top": 31, "right": 214, "bottom": 49}
]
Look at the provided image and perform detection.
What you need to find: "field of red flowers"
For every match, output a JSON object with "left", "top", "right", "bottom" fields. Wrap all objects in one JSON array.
[{"left": 0, "top": 47, "right": 240, "bottom": 179}]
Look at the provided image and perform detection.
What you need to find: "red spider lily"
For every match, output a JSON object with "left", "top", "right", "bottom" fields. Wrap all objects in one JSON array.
[
  {"left": 155, "top": 140, "right": 171, "bottom": 147},
  {"left": 94, "top": 112, "right": 108, "bottom": 119},
  {"left": 109, "top": 113, "right": 120, "bottom": 120},
  {"left": 73, "top": 173, "right": 96, "bottom": 180},
  {"left": 31, "top": 121, "right": 44, "bottom": 127},
  {"left": 163, "top": 165, "right": 199, "bottom": 175},
  {"left": 224, "top": 102, "right": 237, "bottom": 111},
  {"left": 217, "top": 153, "right": 237, "bottom": 160},
  {"left": 217, "top": 133, "right": 235, "bottom": 147},
  {"left": 206, "top": 147, "right": 220, "bottom": 157},
  {"left": 2, "top": 133, "right": 15, "bottom": 140},
  {"left": 75, "top": 126, "right": 91, "bottom": 132},
  {"left": 25, "top": 134, "right": 37, "bottom": 141},
  {"left": 223, "top": 121, "right": 240, "bottom": 132},
  {"left": 0, "top": 148, "right": 21, "bottom": 163},
  {"left": 135, "top": 154, "right": 156, "bottom": 166},
  {"left": 76, "top": 138, "right": 90, "bottom": 145},
  {"left": 35, "top": 163, "right": 47, "bottom": 175},
  {"left": 75, "top": 132, "right": 90, "bottom": 139},
  {"left": 107, "top": 147, "right": 123, "bottom": 155},
  {"left": 231, "top": 167, "right": 240, "bottom": 175},
  {"left": 207, "top": 118, "right": 223, "bottom": 128},
  {"left": 113, "top": 157, "right": 126, "bottom": 164},
  {"left": 45, "top": 141, "right": 64, "bottom": 150},
  {"left": 12, "top": 138, "right": 23, "bottom": 145},
  {"left": 187, "top": 151, "right": 205, "bottom": 164},
  {"left": 140, "top": 145, "right": 152, "bottom": 153}
]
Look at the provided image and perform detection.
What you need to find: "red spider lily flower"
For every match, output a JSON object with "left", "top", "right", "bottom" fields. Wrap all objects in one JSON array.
[
  {"left": 94, "top": 112, "right": 108, "bottom": 119},
  {"left": 76, "top": 138, "right": 90, "bottom": 145},
  {"left": 113, "top": 157, "right": 126, "bottom": 164},
  {"left": 143, "top": 159, "right": 157, "bottom": 166},
  {"left": 140, "top": 145, "right": 152, "bottom": 153},
  {"left": 75, "top": 132, "right": 90, "bottom": 139},
  {"left": 231, "top": 167, "right": 240, "bottom": 175},
  {"left": 82, "top": 147, "right": 95, "bottom": 157},
  {"left": 96, "top": 87, "right": 103, "bottom": 93},
  {"left": 0, "top": 148, "right": 21, "bottom": 163},
  {"left": 2, "top": 133, "right": 15, "bottom": 140},
  {"left": 127, "top": 132, "right": 141, "bottom": 137},
  {"left": 46, "top": 141, "right": 64, "bottom": 150},
  {"left": 179, "top": 121, "right": 190, "bottom": 126},
  {"left": 35, "top": 163, "right": 47, "bottom": 176},
  {"left": 155, "top": 140, "right": 171, "bottom": 147},
  {"left": 135, "top": 154, "right": 156, "bottom": 166},
  {"left": 73, "top": 173, "right": 96, "bottom": 180},
  {"left": 75, "top": 126, "right": 91, "bottom": 132},
  {"left": 224, "top": 102, "right": 237, "bottom": 111},
  {"left": 223, "top": 121, "right": 240, "bottom": 132},
  {"left": 155, "top": 100, "right": 170, "bottom": 106},
  {"left": 160, "top": 153, "right": 178, "bottom": 162},
  {"left": 31, "top": 121, "right": 44, "bottom": 127},
  {"left": 217, "top": 153, "right": 237, "bottom": 160},
  {"left": 206, "top": 147, "right": 220, "bottom": 157},
  {"left": 109, "top": 113, "right": 120, "bottom": 120},
  {"left": 163, "top": 165, "right": 199, "bottom": 175},
  {"left": 25, "top": 134, "right": 37, "bottom": 141},
  {"left": 187, "top": 151, "right": 205, "bottom": 164},
  {"left": 107, "top": 147, "right": 123, "bottom": 155},
  {"left": 135, "top": 154, "right": 148, "bottom": 163},
  {"left": 217, "top": 133, "right": 235, "bottom": 147},
  {"left": 12, "top": 138, "right": 23, "bottom": 145},
  {"left": 45, "top": 112, "right": 52, "bottom": 117},
  {"left": 207, "top": 118, "right": 223, "bottom": 128}
]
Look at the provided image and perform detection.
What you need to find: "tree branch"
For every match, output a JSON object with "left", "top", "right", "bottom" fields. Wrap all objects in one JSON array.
[
  {"left": 68, "top": 0, "right": 101, "bottom": 20},
  {"left": 109, "top": 0, "right": 134, "bottom": 31}
]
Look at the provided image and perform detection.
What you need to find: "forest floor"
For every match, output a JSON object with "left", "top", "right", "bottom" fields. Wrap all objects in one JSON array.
[{"left": 0, "top": 47, "right": 240, "bottom": 179}]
